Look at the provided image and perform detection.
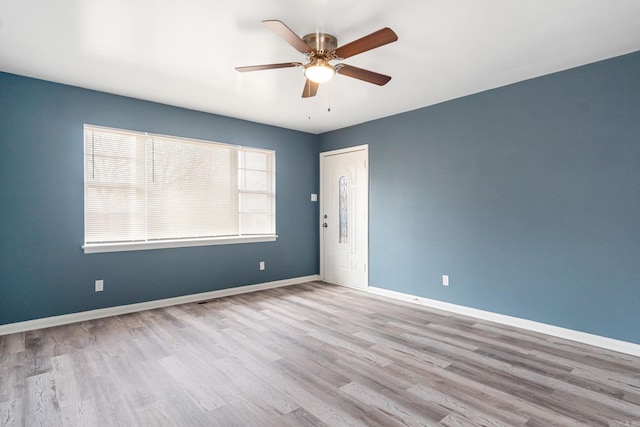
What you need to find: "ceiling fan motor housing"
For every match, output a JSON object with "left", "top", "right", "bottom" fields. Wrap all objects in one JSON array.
[{"left": 303, "top": 33, "right": 338, "bottom": 56}]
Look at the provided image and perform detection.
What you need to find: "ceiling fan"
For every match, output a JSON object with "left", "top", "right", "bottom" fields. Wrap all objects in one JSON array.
[{"left": 235, "top": 20, "right": 398, "bottom": 98}]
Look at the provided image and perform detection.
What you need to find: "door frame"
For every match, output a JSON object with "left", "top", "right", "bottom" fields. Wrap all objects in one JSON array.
[{"left": 319, "top": 144, "right": 369, "bottom": 288}]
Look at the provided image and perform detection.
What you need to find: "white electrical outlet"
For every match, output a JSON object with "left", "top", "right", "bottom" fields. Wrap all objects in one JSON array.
[
  {"left": 259, "top": 261, "right": 265, "bottom": 271},
  {"left": 442, "top": 275, "right": 449, "bottom": 287},
  {"left": 311, "top": 194, "right": 318, "bottom": 202},
  {"left": 95, "top": 279, "right": 104, "bottom": 292}
]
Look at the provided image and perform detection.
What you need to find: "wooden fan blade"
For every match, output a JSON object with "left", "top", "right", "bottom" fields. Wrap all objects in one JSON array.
[
  {"left": 336, "top": 64, "right": 391, "bottom": 86},
  {"left": 333, "top": 27, "right": 398, "bottom": 59},
  {"left": 302, "top": 79, "right": 319, "bottom": 98},
  {"left": 263, "top": 20, "right": 313, "bottom": 54},
  {"left": 235, "top": 62, "right": 302, "bottom": 72}
]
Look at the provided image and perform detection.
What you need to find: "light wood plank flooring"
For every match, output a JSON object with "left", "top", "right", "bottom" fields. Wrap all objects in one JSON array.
[{"left": 1, "top": 282, "right": 639, "bottom": 426}]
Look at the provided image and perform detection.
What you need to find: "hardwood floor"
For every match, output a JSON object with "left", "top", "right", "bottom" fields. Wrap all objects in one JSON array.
[{"left": 1, "top": 281, "right": 639, "bottom": 426}]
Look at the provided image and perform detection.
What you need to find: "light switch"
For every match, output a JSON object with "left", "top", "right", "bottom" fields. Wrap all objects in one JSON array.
[{"left": 311, "top": 194, "right": 318, "bottom": 202}]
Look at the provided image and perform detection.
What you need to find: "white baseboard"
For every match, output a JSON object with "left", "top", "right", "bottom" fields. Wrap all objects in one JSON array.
[
  {"left": 367, "top": 286, "right": 640, "bottom": 358},
  {"left": 5, "top": 277, "right": 637, "bottom": 358},
  {"left": 0, "top": 275, "right": 320, "bottom": 336}
]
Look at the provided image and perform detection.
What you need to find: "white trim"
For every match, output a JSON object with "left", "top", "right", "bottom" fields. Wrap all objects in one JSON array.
[
  {"left": 367, "top": 286, "right": 640, "bottom": 358},
  {"left": 84, "top": 124, "right": 245, "bottom": 150},
  {"left": 0, "top": 275, "right": 319, "bottom": 336},
  {"left": 83, "top": 235, "right": 277, "bottom": 254},
  {"left": 320, "top": 144, "right": 369, "bottom": 157}
]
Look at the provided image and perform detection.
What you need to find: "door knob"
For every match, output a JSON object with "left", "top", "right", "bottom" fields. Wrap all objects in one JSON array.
[{"left": 322, "top": 223, "right": 328, "bottom": 228}]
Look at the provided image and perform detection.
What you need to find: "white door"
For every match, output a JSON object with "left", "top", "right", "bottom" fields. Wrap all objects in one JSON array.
[{"left": 320, "top": 145, "right": 368, "bottom": 289}]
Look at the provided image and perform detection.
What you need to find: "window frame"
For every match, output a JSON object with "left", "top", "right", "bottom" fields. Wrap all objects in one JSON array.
[{"left": 82, "top": 124, "right": 277, "bottom": 254}]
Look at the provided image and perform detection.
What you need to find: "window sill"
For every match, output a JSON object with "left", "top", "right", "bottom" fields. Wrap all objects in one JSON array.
[{"left": 83, "top": 235, "right": 278, "bottom": 254}]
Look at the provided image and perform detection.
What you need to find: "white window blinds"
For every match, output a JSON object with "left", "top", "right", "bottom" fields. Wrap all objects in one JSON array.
[{"left": 84, "top": 125, "right": 275, "bottom": 249}]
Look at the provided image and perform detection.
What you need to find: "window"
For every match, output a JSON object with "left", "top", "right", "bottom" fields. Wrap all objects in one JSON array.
[
  {"left": 83, "top": 125, "right": 276, "bottom": 253},
  {"left": 339, "top": 175, "right": 349, "bottom": 244}
]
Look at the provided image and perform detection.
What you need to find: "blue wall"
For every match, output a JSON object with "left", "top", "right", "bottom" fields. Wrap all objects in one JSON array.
[
  {"left": 320, "top": 51, "right": 640, "bottom": 344},
  {"left": 2, "top": 51, "right": 639, "bottom": 345},
  {"left": 0, "top": 72, "right": 319, "bottom": 325}
]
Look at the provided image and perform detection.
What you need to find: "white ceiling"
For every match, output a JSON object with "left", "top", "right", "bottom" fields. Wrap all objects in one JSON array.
[{"left": 1, "top": 1, "right": 639, "bottom": 134}]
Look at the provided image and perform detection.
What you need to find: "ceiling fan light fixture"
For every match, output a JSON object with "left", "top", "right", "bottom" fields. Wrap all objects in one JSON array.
[{"left": 304, "top": 59, "right": 335, "bottom": 84}]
